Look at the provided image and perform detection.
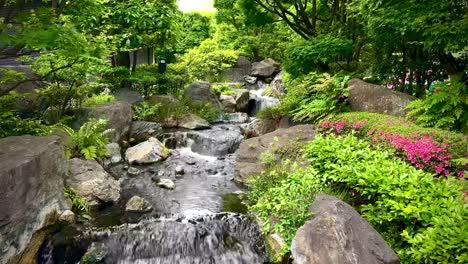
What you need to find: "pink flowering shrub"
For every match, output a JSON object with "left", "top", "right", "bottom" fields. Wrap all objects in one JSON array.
[{"left": 320, "top": 120, "right": 463, "bottom": 177}]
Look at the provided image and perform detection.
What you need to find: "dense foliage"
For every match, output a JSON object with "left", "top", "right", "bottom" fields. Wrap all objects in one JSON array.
[{"left": 249, "top": 134, "right": 467, "bottom": 262}]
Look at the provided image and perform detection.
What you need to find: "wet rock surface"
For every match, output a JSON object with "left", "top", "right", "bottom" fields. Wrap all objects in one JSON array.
[
  {"left": 40, "top": 123, "right": 266, "bottom": 263},
  {"left": 348, "top": 79, "right": 416, "bottom": 117},
  {"left": 292, "top": 194, "right": 400, "bottom": 264},
  {"left": 235, "top": 124, "right": 316, "bottom": 183},
  {"left": 125, "top": 137, "right": 170, "bottom": 164},
  {"left": 67, "top": 158, "right": 121, "bottom": 209},
  {"left": 0, "top": 136, "right": 69, "bottom": 264}
]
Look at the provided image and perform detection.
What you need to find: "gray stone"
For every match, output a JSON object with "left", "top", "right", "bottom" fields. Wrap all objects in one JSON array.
[
  {"left": 220, "top": 94, "right": 237, "bottom": 113},
  {"left": 236, "top": 56, "right": 252, "bottom": 75},
  {"left": 292, "top": 194, "right": 400, "bottom": 264},
  {"left": 79, "top": 101, "right": 133, "bottom": 142},
  {"left": 175, "top": 166, "right": 185, "bottom": 175},
  {"left": 125, "top": 137, "right": 170, "bottom": 164},
  {"left": 115, "top": 88, "right": 144, "bottom": 105},
  {"left": 348, "top": 79, "right": 416, "bottom": 117},
  {"left": 251, "top": 58, "right": 281, "bottom": 77},
  {"left": 105, "top": 143, "right": 122, "bottom": 164},
  {"left": 178, "top": 114, "right": 212, "bottom": 130},
  {"left": 188, "top": 125, "right": 244, "bottom": 156},
  {"left": 239, "top": 119, "right": 277, "bottom": 138},
  {"left": 59, "top": 210, "right": 76, "bottom": 224},
  {"left": 235, "top": 125, "right": 316, "bottom": 183},
  {"left": 127, "top": 167, "right": 141, "bottom": 177},
  {"left": 156, "top": 178, "right": 176, "bottom": 189},
  {"left": 125, "top": 196, "right": 152, "bottom": 213},
  {"left": 235, "top": 89, "right": 250, "bottom": 113},
  {"left": 184, "top": 82, "right": 222, "bottom": 110},
  {"left": 68, "top": 158, "right": 121, "bottom": 208},
  {"left": 244, "top": 75, "right": 257, "bottom": 85},
  {"left": 225, "top": 112, "right": 250, "bottom": 124},
  {"left": 0, "top": 136, "right": 69, "bottom": 264},
  {"left": 265, "top": 71, "right": 285, "bottom": 98},
  {"left": 130, "top": 121, "right": 162, "bottom": 143}
]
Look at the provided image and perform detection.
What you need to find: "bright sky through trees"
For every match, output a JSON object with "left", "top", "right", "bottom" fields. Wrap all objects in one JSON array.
[{"left": 178, "top": 0, "right": 215, "bottom": 13}]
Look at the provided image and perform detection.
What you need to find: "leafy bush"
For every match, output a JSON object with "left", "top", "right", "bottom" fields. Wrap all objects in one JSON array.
[
  {"left": 329, "top": 112, "right": 467, "bottom": 160},
  {"left": 406, "top": 78, "right": 468, "bottom": 133},
  {"left": 0, "top": 92, "right": 42, "bottom": 118},
  {"left": 59, "top": 119, "right": 110, "bottom": 160},
  {"left": 83, "top": 94, "right": 115, "bottom": 107},
  {"left": 321, "top": 120, "right": 463, "bottom": 177},
  {"left": 248, "top": 163, "right": 321, "bottom": 249},
  {"left": 129, "top": 64, "right": 188, "bottom": 97},
  {"left": 133, "top": 102, "right": 161, "bottom": 121},
  {"left": 0, "top": 111, "right": 52, "bottom": 138},
  {"left": 175, "top": 39, "right": 239, "bottom": 82},
  {"left": 284, "top": 35, "right": 353, "bottom": 76},
  {"left": 189, "top": 101, "right": 221, "bottom": 123},
  {"left": 100, "top": 66, "right": 131, "bottom": 91},
  {"left": 64, "top": 187, "right": 89, "bottom": 214},
  {"left": 305, "top": 134, "right": 467, "bottom": 263},
  {"left": 212, "top": 84, "right": 236, "bottom": 96},
  {"left": 282, "top": 72, "right": 350, "bottom": 123}
]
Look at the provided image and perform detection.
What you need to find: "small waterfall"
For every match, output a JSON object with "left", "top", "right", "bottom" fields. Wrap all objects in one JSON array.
[
  {"left": 248, "top": 82, "right": 280, "bottom": 116},
  {"left": 86, "top": 214, "right": 267, "bottom": 264}
]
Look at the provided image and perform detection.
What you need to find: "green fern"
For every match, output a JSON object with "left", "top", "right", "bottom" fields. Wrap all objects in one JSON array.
[
  {"left": 406, "top": 78, "right": 468, "bottom": 133},
  {"left": 64, "top": 187, "right": 89, "bottom": 214},
  {"left": 288, "top": 73, "right": 350, "bottom": 123},
  {"left": 56, "top": 119, "right": 111, "bottom": 160}
]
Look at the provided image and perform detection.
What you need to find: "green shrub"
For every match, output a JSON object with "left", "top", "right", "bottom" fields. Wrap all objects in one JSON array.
[
  {"left": 175, "top": 39, "right": 239, "bottom": 82},
  {"left": 83, "top": 94, "right": 115, "bottom": 107},
  {"left": 406, "top": 78, "right": 468, "bottom": 133},
  {"left": 59, "top": 119, "right": 110, "bottom": 160},
  {"left": 284, "top": 35, "right": 353, "bottom": 76},
  {"left": 133, "top": 102, "right": 161, "bottom": 121},
  {"left": 305, "top": 134, "right": 467, "bottom": 263},
  {"left": 189, "top": 101, "right": 221, "bottom": 123},
  {"left": 329, "top": 112, "right": 467, "bottom": 159},
  {"left": 129, "top": 64, "right": 188, "bottom": 97},
  {"left": 0, "top": 111, "right": 52, "bottom": 138},
  {"left": 212, "top": 84, "right": 236, "bottom": 96},
  {"left": 248, "top": 163, "right": 321, "bottom": 249},
  {"left": 257, "top": 106, "right": 284, "bottom": 124},
  {"left": 64, "top": 187, "right": 89, "bottom": 214},
  {"left": 0, "top": 92, "right": 41, "bottom": 117},
  {"left": 281, "top": 72, "right": 351, "bottom": 123},
  {"left": 100, "top": 66, "right": 131, "bottom": 91}
]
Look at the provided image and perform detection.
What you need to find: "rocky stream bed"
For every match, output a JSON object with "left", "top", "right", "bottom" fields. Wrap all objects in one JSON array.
[{"left": 37, "top": 122, "right": 270, "bottom": 264}]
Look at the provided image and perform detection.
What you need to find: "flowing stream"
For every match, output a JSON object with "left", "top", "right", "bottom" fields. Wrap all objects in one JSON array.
[{"left": 39, "top": 123, "right": 268, "bottom": 264}]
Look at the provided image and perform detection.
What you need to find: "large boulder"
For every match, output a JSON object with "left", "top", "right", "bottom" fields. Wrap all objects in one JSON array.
[
  {"left": 251, "top": 58, "right": 281, "bottom": 78},
  {"left": 77, "top": 101, "right": 133, "bottom": 142},
  {"left": 220, "top": 94, "right": 237, "bottom": 113},
  {"left": 114, "top": 88, "right": 144, "bottom": 105},
  {"left": 178, "top": 114, "right": 211, "bottom": 130},
  {"left": 125, "top": 196, "right": 152, "bottom": 213},
  {"left": 236, "top": 56, "right": 252, "bottom": 75},
  {"left": 239, "top": 119, "right": 279, "bottom": 138},
  {"left": 264, "top": 71, "right": 286, "bottom": 98},
  {"left": 235, "top": 125, "right": 316, "bottom": 183},
  {"left": 235, "top": 89, "right": 250, "bottom": 113},
  {"left": 184, "top": 82, "right": 222, "bottom": 110},
  {"left": 188, "top": 125, "right": 244, "bottom": 156},
  {"left": 125, "top": 137, "right": 170, "bottom": 164},
  {"left": 348, "top": 79, "right": 416, "bottom": 117},
  {"left": 0, "top": 136, "right": 69, "bottom": 264},
  {"left": 130, "top": 121, "right": 162, "bottom": 143},
  {"left": 67, "top": 158, "right": 121, "bottom": 209},
  {"left": 292, "top": 194, "right": 400, "bottom": 264},
  {"left": 187, "top": 125, "right": 244, "bottom": 156}
]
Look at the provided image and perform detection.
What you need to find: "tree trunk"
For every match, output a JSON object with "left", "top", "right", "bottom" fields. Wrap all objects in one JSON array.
[{"left": 131, "top": 51, "right": 137, "bottom": 73}]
